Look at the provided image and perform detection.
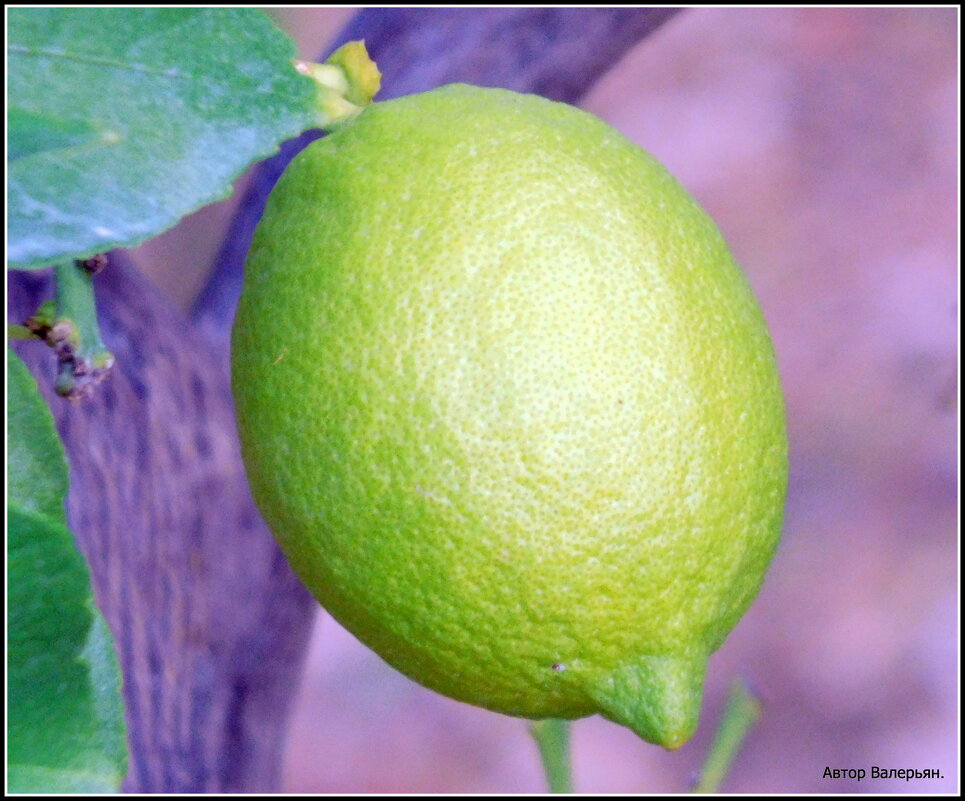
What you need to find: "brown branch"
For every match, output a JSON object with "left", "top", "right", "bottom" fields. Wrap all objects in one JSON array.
[{"left": 9, "top": 260, "right": 315, "bottom": 792}]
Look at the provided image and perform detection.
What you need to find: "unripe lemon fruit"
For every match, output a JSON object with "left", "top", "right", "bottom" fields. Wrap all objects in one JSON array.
[{"left": 231, "top": 84, "right": 787, "bottom": 749}]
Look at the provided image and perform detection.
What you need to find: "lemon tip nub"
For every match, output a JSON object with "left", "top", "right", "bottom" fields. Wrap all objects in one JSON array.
[{"left": 587, "top": 652, "right": 708, "bottom": 749}]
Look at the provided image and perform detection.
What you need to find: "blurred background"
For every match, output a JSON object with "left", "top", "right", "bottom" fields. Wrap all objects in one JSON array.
[{"left": 130, "top": 7, "right": 958, "bottom": 793}]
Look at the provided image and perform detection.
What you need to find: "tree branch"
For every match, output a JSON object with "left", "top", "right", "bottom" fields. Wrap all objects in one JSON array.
[{"left": 9, "top": 260, "right": 315, "bottom": 792}]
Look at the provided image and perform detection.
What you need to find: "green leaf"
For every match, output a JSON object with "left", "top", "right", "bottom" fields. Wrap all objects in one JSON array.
[
  {"left": 8, "top": 108, "right": 106, "bottom": 162},
  {"left": 8, "top": 505, "right": 127, "bottom": 793},
  {"left": 8, "top": 7, "right": 317, "bottom": 270},
  {"left": 8, "top": 347, "right": 69, "bottom": 522},
  {"left": 7, "top": 349, "right": 127, "bottom": 791}
]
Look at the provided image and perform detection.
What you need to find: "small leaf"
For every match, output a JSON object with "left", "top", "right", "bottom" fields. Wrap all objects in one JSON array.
[
  {"left": 7, "top": 349, "right": 126, "bottom": 791},
  {"left": 7, "top": 505, "right": 127, "bottom": 793},
  {"left": 8, "top": 347, "right": 69, "bottom": 523},
  {"left": 8, "top": 7, "right": 317, "bottom": 270}
]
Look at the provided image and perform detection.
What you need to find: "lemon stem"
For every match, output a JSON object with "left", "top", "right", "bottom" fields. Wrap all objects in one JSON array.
[
  {"left": 529, "top": 718, "right": 573, "bottom": 793},
  {"left": 692, "top": 679, "right": 762, "bottom": 793},
  {"left": 295, "top": 40, "right": 381, "bottom": 131},
  {"left": 39, "top": 260, "right": 115, "bottom": 400}
]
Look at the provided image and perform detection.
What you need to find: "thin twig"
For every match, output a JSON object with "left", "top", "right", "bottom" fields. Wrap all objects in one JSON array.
[
  {"left": 530, "top": 718, "right": 573, "bottom": 793},
  {"left": 693, "top": 679, "right": 762, "bottom": 793}
]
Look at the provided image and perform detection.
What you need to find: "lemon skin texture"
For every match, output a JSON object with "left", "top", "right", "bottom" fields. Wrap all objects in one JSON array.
[{"left": 231, "top": 84, "right": 787, "bottom": 749}]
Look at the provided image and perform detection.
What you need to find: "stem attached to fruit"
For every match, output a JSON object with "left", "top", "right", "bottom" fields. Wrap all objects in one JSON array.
[
  {"left": 24, "top": 260, "right": 116, "bottom": 400},
  {"left": 530, "top": 719, "right": 573, "bottom": 794},
  {"left": 692, "top": 679, "right": 762, "bottom": 793},
  {"left": 295, "top": 40, "right": 381, "bottom": 131}
]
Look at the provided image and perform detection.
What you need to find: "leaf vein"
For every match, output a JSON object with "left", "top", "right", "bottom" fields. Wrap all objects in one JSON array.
[{"left": 9, "top": 44, "right": 308, "bottom": 103}]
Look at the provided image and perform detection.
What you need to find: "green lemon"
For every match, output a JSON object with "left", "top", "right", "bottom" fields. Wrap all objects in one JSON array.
[{"left": 231, "top": 84, "right": 787, "bottom": 749}]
